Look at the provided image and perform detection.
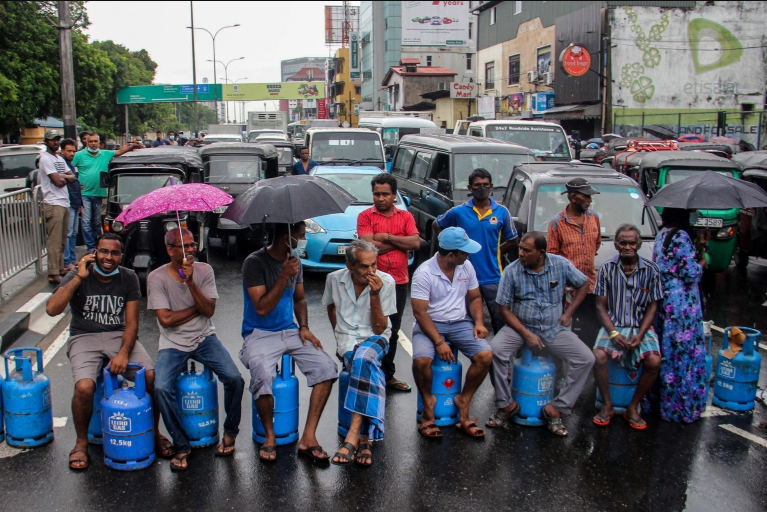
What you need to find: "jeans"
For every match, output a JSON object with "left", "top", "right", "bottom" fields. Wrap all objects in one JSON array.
[
  {"left": 382, "top": 283, "right": 408, "bottom": 382},
  {"left": 154, "top": 336, "right": 245, "bottom": 454},
  {"left": 80, "top": 195, "right": 102, "bottom": 251},
  {"left": 65, "top": 207, "right": 79, "bottom": 266}
]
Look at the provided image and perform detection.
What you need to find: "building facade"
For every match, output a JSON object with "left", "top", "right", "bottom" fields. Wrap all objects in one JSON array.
[{"left": 330, "top": 47, "right": 362, "bottom": 127}]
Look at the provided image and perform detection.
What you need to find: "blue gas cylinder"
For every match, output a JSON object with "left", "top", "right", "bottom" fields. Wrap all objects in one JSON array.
[
  {"left": 512, "top": 348, "right": 555, "bottom": 426},
  {"left": 713, "top": 327, "right": 762, "bottom": 411},
  {"left": 2, "top": 347, "right": 53, "bottom": 448},
  {"left": 88, "top": 374, "right": 105, "bottom": 444},
  {"left": 0, "top": 377, "right": 4, "bottom": 443},
  {"left": 252, "top": 354, "right": 299, "bottom": 445},
  {"left": 595, "top": 359, "right": 643, "bottom": 414},
  {"left": 176, "top": 360, "right": 219, "bottom": 448},
  {"left": 337, "top": 351, "right": 353, "bottom": 437},
  {"left": 101, "top": 364, "right": 155, "bottom": 470},
  {"left": 417, "top": 345, "right": 462, "bottom": 426}
]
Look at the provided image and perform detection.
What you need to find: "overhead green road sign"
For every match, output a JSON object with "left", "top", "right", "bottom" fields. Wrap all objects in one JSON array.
[{"left": 117, "top": 84, "right": 220, "bottom": 104}]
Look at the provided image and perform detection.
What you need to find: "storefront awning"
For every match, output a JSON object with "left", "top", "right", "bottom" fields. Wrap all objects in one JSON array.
[{"left": 543, "top": 103, "right": 602, "bottom": 120}]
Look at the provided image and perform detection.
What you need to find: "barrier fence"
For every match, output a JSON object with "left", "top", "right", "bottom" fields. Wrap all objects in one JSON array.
[{"left": 0, "top": 186, "right": 47, "bottom": 299}]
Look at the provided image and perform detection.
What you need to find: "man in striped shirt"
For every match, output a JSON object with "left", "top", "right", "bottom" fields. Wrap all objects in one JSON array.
[{"left": 593, "top": 224, "right": 663, "bottom": 431}]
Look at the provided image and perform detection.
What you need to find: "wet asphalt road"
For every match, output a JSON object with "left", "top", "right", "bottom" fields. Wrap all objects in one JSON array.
[{"left": 0, "top": 243, "right": 766, "bottom": 512}]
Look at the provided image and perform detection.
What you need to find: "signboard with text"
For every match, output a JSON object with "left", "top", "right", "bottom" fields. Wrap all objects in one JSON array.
[
  {"left": 222, "top": 82, "right": 326, "bottom": 101},
  {"left": 401, "top": 1, "right": 469, "bottom": 47},
  {"left": 450, "top": 81, "right": 476, "bottom": 99},
  {"left": 117, "top": 84, "right": 218, "bottom": 104},
  {"left": 350, "top": 33, "right": 360, "bottom": 82}
]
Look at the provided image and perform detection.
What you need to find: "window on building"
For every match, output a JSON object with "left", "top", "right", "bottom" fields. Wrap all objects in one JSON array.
[
  {"left": 426, "top": 55, "right": 432, "bottom": 67},
  {"left": 537, "top": 46, "right": 552, "bottom": 76},
  {"left": 466, "top": 53, "right": 472, "bottom": 71},
  {"left": 469, "top": 22, "right": 473, "bottom": 40},
  {"left": 508, "top": 54, "right": 521, "bottom": 85},
  {"left": 515, "top": 2, "right": 522, "bottom": 15},
  {"left": 438, "top": 82, "right": 447, "bottom": 91},
  {"left": 490, "top": 7, "right": 497, "bottom": 25},
  {"left": 485, "top": 61, "right": 495, "bottom": 90}
]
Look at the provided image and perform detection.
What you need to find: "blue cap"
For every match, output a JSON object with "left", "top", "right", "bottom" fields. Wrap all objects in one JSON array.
[{"left": 438, "top": 227, "right": 481, "bottom": 254}]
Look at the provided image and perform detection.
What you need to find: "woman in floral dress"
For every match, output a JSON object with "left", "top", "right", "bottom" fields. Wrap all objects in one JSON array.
[{"left": 649, "top": 208, "right": 709, "bottom": 422}]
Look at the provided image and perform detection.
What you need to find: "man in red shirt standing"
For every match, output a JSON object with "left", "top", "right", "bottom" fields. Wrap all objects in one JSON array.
[{"left": 357, "top": 174, "right": 421, "bottom": 391}]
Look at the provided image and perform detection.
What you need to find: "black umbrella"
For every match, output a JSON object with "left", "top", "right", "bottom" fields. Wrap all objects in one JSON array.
[
  {"left": 642, "top": 125, "right": 677, "bottom": 140},
  {"left": 646, "top": 171, "right": 767, "bottom": 209},
  {"left": 221, "top": 175, "right": 356, "bottom": 225}
]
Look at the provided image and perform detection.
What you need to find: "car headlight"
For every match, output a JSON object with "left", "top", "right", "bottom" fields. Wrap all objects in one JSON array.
[
  {"left": 164, "top": 221, "right": 178, "bottom": 232},
  {"left": 112, "top": 221, "right": 124, "bottom": 233},
  {"left": 716, "top": 226, "right": 736, "bottom": 239},
  {"left": 304, "top": 218, "right": 326, "bottom": 234}
]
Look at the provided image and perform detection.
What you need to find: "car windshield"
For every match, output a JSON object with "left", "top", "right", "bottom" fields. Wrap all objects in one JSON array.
[
  {"left": 277, "top": 148, "right": 294, "bottom": 165},
  {"left": 486, "top": 125, "right": 569, "bottom": 158},
  {"left": 0, "top": 152, "right": 39, "bottom": 179},
  {"left": 381, "top": 127, "right": 422, "bottom": 146},
  {"left": 316, "top": 172, "right": 399, "bottom": 205},
  {"left": 112, "top": 174, "right": 179, "bottom": 204},
  {"left": 454, "top": 153, "right": 533, "bottom": 189},
  {"left": 205, "top": 156, "right": 261, "bottom": 184},
  {"left": 665, "top": 168, "right": 736, "bottom": 185},
  {"left": 533, "top": 183, "right": 656, "bottom": 238},
  {"left": 311, "top": 132, "right": 383, "bottom": 163}
]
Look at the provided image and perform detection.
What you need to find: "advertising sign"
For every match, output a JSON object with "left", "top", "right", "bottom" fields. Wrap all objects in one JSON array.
[
  {"left": 401, "top": 1, "right": 470, "bottom": 47},
  {"left": 560, "top": 45, "right": 591, "bottom": 77},
  {"left": 478, "top": 96, "right": 496, "bottom": 120},
  {"left": 533, "top": 91, "right": 555, "bottom": 113},
  {"left": 450, "top": 81, "right": 476, "bottom": 99},
  {"left": 350, "top": 33, "right": 360, "bottom": 82},
  {"left": 222, "top": 82, "right": 326, "bottom": 101},
  {"left": 508, "top": 93, "right": 525, "bottom": 113}
]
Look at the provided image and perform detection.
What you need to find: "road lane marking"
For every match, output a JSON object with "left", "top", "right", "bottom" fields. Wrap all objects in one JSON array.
[
  {"left": 43, "top": 326, "right": 70, "bottom": 368},
  {"left": 701, "top": 405, "right": 730, "bottom": 417},
  {"left": 719, "top": 424, "right": 767, "bottom": 448},
  {"left": 708, "top": 324, "right": 766, "bottom": 351},
  {"left": 749, "top": 258, "right": 767, "bottom": 268},
  {"left": 53, "top": 417, "right": 68, "bottom": 428},
  {"left": 399, "top": 330, "right": 413, "bottom": 357}
]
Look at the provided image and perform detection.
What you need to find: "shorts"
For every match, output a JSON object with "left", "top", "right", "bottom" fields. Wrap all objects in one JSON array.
[
  {"left": 594, "top": 327, "right": 660, "bottom": 370},
  {"left": 67, "top": 331, "right": 154, "bottom": 383},
  {"left": 412, "top": 319, "right": 491, "bottom": 360}
]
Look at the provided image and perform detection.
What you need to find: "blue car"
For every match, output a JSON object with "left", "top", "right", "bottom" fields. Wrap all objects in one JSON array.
[{"left": 301, "top": 166, "right": 414, "bottom": 272}]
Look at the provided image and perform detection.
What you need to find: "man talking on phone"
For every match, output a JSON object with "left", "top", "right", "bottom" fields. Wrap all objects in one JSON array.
[{"left": 46, "top": 233, "right": 168, "bottom": 471}]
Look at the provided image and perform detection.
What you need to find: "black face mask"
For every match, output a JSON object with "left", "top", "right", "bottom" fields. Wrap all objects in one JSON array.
[{"left": 472, "top": 187, "right": 491, "bottom": 201}]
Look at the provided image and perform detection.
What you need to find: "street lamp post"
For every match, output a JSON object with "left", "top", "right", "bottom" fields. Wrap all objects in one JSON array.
[
  {"left": 186, "top": 23, "right": 240, "bottom": 122},
  {"left": 209, "top": 57, "right": 244, "bottom": 123}
]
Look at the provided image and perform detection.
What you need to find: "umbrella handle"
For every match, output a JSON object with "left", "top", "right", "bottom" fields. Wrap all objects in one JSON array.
[{"left": 176, "top": 209, "right": 187, "bottom": 278}]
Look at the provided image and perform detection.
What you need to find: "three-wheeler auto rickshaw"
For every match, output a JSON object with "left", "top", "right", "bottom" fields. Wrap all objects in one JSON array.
[
  {"left": 733, "top": 151, "right": 767, "bottom": 269},
  {"left": 679, "top": 142, "right": 735, "bottom": 160},
  {"left": 267, "top": 140, "right": 298, "bottom": 176},
  {"left": 637, "top": 151, "right": 744, "bottom": 273},
  {"left": 198, "top": 142, "right": 280, "bottom": 258},
  {"left": 100, "top": 147, "right": 208, "bottom": 292}
]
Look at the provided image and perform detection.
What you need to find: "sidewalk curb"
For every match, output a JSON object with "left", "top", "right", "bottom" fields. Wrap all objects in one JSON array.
[{"left": 0, "top": 292, "right": 66, "bottom": 352}]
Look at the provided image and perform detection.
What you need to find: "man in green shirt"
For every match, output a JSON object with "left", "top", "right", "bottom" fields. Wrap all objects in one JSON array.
[{"left": 71, "top": 133, "right": 141, "bottom": 252}]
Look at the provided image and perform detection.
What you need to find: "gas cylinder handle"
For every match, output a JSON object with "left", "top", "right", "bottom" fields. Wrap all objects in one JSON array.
[
  {"left": 280, "top": 354, "right": 292, "bottom": 379},
  {"left": 743, "top": 327, "right": 756, "bottom": 356},
  {"left": 722, "top": 327, "right": 731, "bottom": 350},
  {"left": 521, "top": 347, "right": 533, "bottom": 365},
  {"left": 103, "top": 363, "right": 146, "bottom": 399},
  {"left": 3, "top": 347, "right": 42, "bottom": 382}
]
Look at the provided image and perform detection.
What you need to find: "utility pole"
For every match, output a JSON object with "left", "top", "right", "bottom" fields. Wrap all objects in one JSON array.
[
  {"left": 190, "top": 1, "right": 198, "bottom": 137},
  {"left": 57, "top": 1, "right": 77, "bottom": 140}
]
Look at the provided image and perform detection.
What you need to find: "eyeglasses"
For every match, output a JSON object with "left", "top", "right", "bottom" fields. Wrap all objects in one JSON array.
[
  {"left": 97, "top": 249, "right": 123, "bottom": 258},
  {"left": 170, "top": 243, "right": 198, "bottom": 250},
  {"left": 470, "top": 183, "right": 492, "bottom": 189}
]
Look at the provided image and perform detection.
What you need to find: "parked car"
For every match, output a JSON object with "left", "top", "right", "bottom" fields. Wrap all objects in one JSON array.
[
  {"left": 0, "top": 145, "right": 43, "bottom": 193},
  {"left": 300, "top": 166, "right": 414, "bottom": 272},
  {"left": 305, "top": 128, "right": 386, "bottom": 170}
]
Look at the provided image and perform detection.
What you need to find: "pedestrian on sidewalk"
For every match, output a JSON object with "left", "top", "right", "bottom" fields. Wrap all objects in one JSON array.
[
  {"left": 78, "top": 131, "right": 88, "bottom": 151},
  {"left": 167, "top": 131, "right": 178, "bottom": 146},
  {"left": 45, "top": 233, "right": 171, "bottom": 471},
  {"left": 71, "top": 133, "right": 141, "bottom": 253},
  {"left": 323, "top": 239, "right": 397, "bottom": 467},
  {"left": 433, "top": 168, "right": 518, "bottom": 334},
  {"left": 37, "top": 130, "right": 76, "bottom": 284},
  {"left": 411, "top": 227, "right": 492, "bottom": 439},
  {"left": 592, "top": 224, "right": 663, "bottom": 430},
  {"left": 152, "top": 131, "right": 169, "bottom": 147},
  {"left": 357, "top": 173, "right": 420, "bottom": 392},
  {"left": 148, "top": 228, "right": 245, "bottom": 471},
  {"left": 60, "top": 139, "right": 82, "bottom": 273}
]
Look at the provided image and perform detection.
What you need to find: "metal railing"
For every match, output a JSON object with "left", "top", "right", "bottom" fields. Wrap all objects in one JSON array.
[{"left": 0, "top": 186, "right": 46, "bottom": 296}]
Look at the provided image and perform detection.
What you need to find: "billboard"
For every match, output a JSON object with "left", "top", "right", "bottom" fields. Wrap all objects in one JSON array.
[
  {"left": 117, "top": 84, "right": 217, "bottom": 104},
  {"left": 349, "top": 33, "right": 360, "bottom": 82},
  {"left": 450, "top": 81, "right": 476, "bottom": 99},
  {"left": 281, "top": 57, "right": 326, "bottom": 82},
  {"left": 222, "top": 83, "right": 326, "bottom": 101},
  {"left": 325, "top": 5, "right": 360, "bottom": 45},
  {"left": 401, "top": 1, "right": 469, "bottom": 47}
]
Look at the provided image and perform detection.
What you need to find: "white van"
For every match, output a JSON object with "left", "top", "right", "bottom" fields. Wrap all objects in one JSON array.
[
  {"left": 0, "top": 145, "right": 44, "bottom": 194},
  {"left": 358, "top": 117, "right": 438, "bottom": 148},
  {"left": 305, "top": 128, "right": 386, "bottom": 170},
  {"left": 467, "top": 120, "right": 572, "bottom": 161}
]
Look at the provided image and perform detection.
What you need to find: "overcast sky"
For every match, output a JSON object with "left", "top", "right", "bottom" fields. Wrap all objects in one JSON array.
[{"left": 85, "top": 1, "right": 346, "bottom": 112}]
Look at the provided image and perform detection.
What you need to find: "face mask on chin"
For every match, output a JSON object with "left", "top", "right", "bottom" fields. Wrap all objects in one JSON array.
[
  {"left": 87, "top": 147, "right": 100, "bottom": 155},
  {"left": 93, "top": 264, "right": 119, "bottom": 277}
]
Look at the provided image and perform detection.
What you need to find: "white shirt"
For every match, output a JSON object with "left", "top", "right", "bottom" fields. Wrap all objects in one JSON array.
[
  {"left": 37, "top": 152, "right": 70, "bottom": 207},
  {"left": 322, "top": 268, "right": 397, "bottom": 356},
  {"left": 411, "top": 254, "right": 479, "bottom": 323}
]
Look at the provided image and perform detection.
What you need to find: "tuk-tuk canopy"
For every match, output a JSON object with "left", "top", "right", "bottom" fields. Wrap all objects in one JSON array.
[
  {"left": 638, "top": 151, "right": 742, "bottom": 171},
  {"left": 733, "top": 151, "right": 767, "bottom": 170},
  {"left": 199, "top": 142, "right": 279, "bottom": 160},
  {"left": 109, "top": 147, "right": 203, "bottom": 171}
]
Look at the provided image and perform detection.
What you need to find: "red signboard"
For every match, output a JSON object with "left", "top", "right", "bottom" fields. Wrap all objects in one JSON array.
[
  {"left": 560, "top": 44, "right": 591, "bottom": 77},
  {"left": 318, "top": 99, "right": 327, "bottom": 119}
]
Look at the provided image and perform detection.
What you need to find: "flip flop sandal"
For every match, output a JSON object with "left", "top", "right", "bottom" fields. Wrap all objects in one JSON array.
[
  {"left": 456, "top": 420, "right": 485, "bottom": 438},
  {"left": 417, "top": 422, "right": 443, "bottom": 439},
  {"left": 298, "top": 445, "right": 330, "bottom": 462},
  {"left": 48, "top": 276, "right": 62, "bottom": 284},
  {"left": 386, "top": 379, "right": 412, "bottom": 392},
  {"left": 624, "top": 413, "right": 647, "bottom": 431},
  {"left": 258, "top": 445, "right": 278, "bottom": 463},
  {"left": 331, "top": 442, "right": 357, "bottom": 466},
  {"left": 593, "top": 410, "right": 615, "bottom": 427},
  {"left": 68, "top": 449, "right": 89, "bottom": 470},
  {"left": 486, "top": 402, "right": 521, "bottom": 428},
  {"left": 170, "top": 451, "right": 190, "bottom": 472},
  {"left": 156, "top": 437, "right": 176, "bottom": 459},
  {"left": 542, "top": 407, "right": 568, "bottom": 437},
  {"left": 215, "top": 436, "right": 236, "bottom": 457},
  {"left": 355, "top": 443, "right": 373, "bottom": 468}
]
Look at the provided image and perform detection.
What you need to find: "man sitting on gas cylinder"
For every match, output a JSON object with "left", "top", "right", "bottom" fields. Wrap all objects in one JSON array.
[
  {"left": 411, "top": 227, "right": 492, "bottom": 439},
  {"left": 148, "top": 228, "right": 245, "bottom": 471},
  {"left": 46, "top": 233, "right": 168, "bottom": 470},
  {"left": 592, "top": 224, "right": 662, "bottom": 430},
  {"left": 322, "top": 239, "right": 397, "bottom": 467},
  {"left": 240, "top": 221, "right": 338, "bottom": 462},
  {"left": 487, "top": 231, "right": 594, "bottom": 437}
]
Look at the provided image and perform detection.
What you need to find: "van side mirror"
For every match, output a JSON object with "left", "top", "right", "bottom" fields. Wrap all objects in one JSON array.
[
  {"left": 436, "top": 179, "right": 450, "bottom": 195},
  {"left": 99, "top": 172, "right": 111, "bottom": 188},
  {"left": 402, "top": 196, "right": 411, "bottom": 207}
]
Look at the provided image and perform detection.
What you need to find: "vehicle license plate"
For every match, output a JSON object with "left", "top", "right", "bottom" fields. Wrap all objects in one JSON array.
[
  {"left": 695, "top": 217, "right": 722, "bottom": 228},
  {"left": 337, "top": 245, "right": 349, "bottom": 255},
  {"left": 213, "top": 206, "right": 228, "bottom": 214}
]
